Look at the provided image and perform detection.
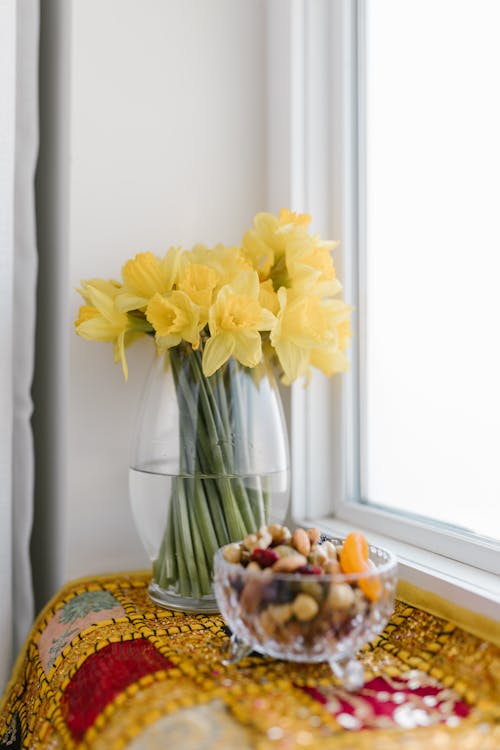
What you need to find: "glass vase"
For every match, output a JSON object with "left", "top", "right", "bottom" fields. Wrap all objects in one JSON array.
[{"left": 129, "top": 344, "right": 290, "bottom": 613}]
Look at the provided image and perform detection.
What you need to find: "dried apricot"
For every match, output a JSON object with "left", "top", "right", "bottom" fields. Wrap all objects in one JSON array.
[
  {"left": 359, "top": 568, "right": 382, "bottom": 602},
  {"left": 339, "top": 532, "right": 369, "bottom": 574},
  {"left": 339, "top": 532, "right": 381, "bottom": 602}
]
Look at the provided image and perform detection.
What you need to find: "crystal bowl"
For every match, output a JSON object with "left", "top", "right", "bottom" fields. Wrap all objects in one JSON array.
[{"left": 213, "top": 536, "right": 398, "bottom": 691}]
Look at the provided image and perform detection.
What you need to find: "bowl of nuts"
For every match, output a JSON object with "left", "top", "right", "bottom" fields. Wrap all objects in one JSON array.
[{"left": 213, "top": 525, "right": 398, "bottom": 691}]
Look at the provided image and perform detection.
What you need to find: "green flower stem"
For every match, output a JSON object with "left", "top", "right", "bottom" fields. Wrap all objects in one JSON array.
[
  {"left": 188, "top": 353, "right": 230, "bottom": 469},
  {"left": 193, "top": 478, "right": 221, "bottom": 564},
  {"left": 207, "top": 363, "right": 261, "bottom": 532},
  {"left": 152, "top": 527, "right": 169, "bottom": 588},
  {"left": 175, "top": 351, "right": 250, "bottom": 542},
  {"left": 153, "top": 345, "right": 272, "bottom": 602},
  {"left": 204, "top": 479, "right": 231, "bottom": 546},
  {"left": 174, "top": 479, "right": 201, "bottom": 598},
  {"left": 173, "top": 354, "right": 223, "bottom": 594},
  {"left": 153, "top": 496, "right": 178, "bottom": 589},
  {"left": 170, "top": 353, "right": 212, "bottom": 472},
  {"left": 166, "top": 502, "right": 178, "bottom": 583},
  {"left": 228, "top": 358, "right": 266, "bottom": 527},
  {"left": 263, "top": 483, "right": 270, "bottom": 522},
  {"left": 188, "top": 352, "right": 257, "bottom": 536},
  {"left": 188, "top": 492, "right": 213, "bottom": 596},
  {"left": 169, "top": 485, "right": 189, "bottom": 595},
  {"left": 191, "top": 354, "right": 232, "bottom": 464},
  {"left": 215, "top": 367, "right": 232, "bottom": 444}
]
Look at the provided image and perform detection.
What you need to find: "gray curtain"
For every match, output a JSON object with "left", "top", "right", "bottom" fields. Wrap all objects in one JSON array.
[{"left": 0, "top": 0, "right": 38, "bottom": 694}]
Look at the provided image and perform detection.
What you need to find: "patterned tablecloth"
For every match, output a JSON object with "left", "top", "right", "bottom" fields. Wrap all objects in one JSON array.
[{"left": 1, "top": 572, "right": 499, "bottom": 749}]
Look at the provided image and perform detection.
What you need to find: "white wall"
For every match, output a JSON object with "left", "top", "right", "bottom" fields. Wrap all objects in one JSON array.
[{"left": 39, "top": 0, "right": 267, "bottom": 588}]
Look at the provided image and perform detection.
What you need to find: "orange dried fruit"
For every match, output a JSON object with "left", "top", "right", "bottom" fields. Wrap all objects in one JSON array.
[
  {"left": 339, "top": 531, "right": 381, "bottom": 602},
  {"left": 359, "top": 560, "right": 382, "bottom": 602},
  {"left": 339, "top": 531, "right": 369, "bottom": 574}
]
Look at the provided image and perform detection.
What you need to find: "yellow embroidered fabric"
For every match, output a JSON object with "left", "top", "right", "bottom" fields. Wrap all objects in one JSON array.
[{"left": 0, "top": 572, "right": 498, "bottom": 750}]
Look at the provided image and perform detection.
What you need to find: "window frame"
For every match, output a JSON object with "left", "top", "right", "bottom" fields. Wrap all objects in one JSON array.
[{"left": 266, "top": 0, "right": 500, "bottom": 613}]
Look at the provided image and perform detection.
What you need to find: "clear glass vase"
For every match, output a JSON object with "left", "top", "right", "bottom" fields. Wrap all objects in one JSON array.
[{"left": 129, "top": 344, "right": 290, "bottom": 613}]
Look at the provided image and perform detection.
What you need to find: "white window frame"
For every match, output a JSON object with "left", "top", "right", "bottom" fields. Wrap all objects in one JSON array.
[{"left": 266, "top": 0, "right": 500, "bottom": 619}]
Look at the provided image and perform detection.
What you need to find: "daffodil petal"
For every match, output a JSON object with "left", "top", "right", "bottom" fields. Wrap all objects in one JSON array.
[
  {"left": 86, "top": 285, "right": 122, "bottom": 324},
  {"left": 155, "top": 334, "right": 182, "bottom": 353},
  {"left": 274, "top": 340, "right": 310, "bottom": 383},
  {"left": 310, "top": 347, "right": 349, "bottom": 376},
  {"left": 146, "top": 291, "right": 201, "bottom": 346},
  {"left": 75, "top": 305, "right": 99, "bottom": 327},
  {"left": 315, "top": 279, "right": 343, "bottom": 297},
  {"left": 233, "top": 330, "right": 262, "bottom": 368},
  {"left": 253, "top": 213, "right": 280, "bottom": 245},
  {"left": 77, "top": 316, "right": 120, "bottom": 342},
  {"left": 115, "top": 292, "right": 149, "bottom": 313},
  {"left": 114, "top": 331, "right": 129, "bottom": 381},
  {"left": 242, "top": 230, "right": 274, "bottom": 279},
  {"left": 229, "top": 270, "right": 260, "bottom": 298},
  {"left": 202, "top": 333, "right": 235, "bottom": 376},
  {"left": 278, "top": 208, "right": 312, "bottom": 228},
  {"left": 77, "top": 278, "right": 122, "bottom": 304},
  {"left": 259, "top": 280, "right": 280, "bottom": 315},
  {"left": 121, "top": 252, "right": 165, "bottom": 299},
  {"left": 258, "top": 307, "right": 277, "bottom": 331},
  {"left": 160, "top": 246, "right": 182, "bottom": 289}
]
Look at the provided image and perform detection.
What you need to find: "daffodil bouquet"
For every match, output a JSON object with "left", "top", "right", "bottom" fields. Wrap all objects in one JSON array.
[{"left": 75, "top": 209, "right": 352, "bottom": 605}]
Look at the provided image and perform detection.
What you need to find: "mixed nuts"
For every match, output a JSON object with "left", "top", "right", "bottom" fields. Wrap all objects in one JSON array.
[{"left": 220, "top": 525, "right": 383, "bottom": 645}]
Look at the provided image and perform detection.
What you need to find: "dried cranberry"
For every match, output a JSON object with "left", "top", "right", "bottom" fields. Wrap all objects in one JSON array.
[
  {"left": 297, "top": 564, "right": 323, "bottom": 575},
  {"left": 249, "top": 548, "right": 279, "bottom": 568}
]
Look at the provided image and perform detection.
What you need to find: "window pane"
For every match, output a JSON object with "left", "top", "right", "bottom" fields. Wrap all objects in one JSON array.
[{"left": 362, "top": 0, "right": 500, "bottom": 540}]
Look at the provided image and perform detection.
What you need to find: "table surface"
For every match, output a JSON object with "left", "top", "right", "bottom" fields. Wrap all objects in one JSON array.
[{"left": 1, "top": 571, "right": 499, "bottom": 750}]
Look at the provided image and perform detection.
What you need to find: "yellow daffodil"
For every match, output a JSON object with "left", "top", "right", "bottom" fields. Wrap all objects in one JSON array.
[
  {"left": 270, "top": 288, "right": 351, "bottom": 383},
  {"left": 202, "top": 271, "right": 276, "bottom": 376},
  {"left": 310, "top": 345, "right": 349, "bottom": 377},
  {"left": 146, "top": 291, "right": 202, "bottom": 351},
  {"left": 242, "top": 210, "right": 317, "bottom": 289},
  {"left": 77, "top": 278, "right": 122, "bottom": 304},
  {"left": 177, "top": 261, "right": 218, "bottom": 323},
  {"left": 242, "top": 228, "right": 275, "bottom": 281},
  {"left": 310, "top": 318, "right": 352, "bottom": 376},
  {"left": 116, "top": 247, "right": 181, "bottom": 312},
  {"left": 277, "top": 208, "right": 312, "bottom": 230},
  {"left": 75, "top": 284, "right": 149, "bottom": 380},
  {"left": 75, "top": 208, "right": 351, "bottom": 383},
  {"left": 285, "top": 229, "right": 342, "bottom": 296},
  {"left": 259, "top": 279, "right": 280, "bottom": 316},
  {"left": 242, "top": 213, "right": 287, "bottom": 283},
  {"left": 337, "top": 317, "right": 352, "bottom": 352},
  {"left": 189, "top": 244, "right": 251, "bottom": 288}
]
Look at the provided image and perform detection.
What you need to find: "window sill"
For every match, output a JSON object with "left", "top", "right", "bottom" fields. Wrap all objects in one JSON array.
[{"left": 304, "top": 515, "right": 500, "bottom": 643}]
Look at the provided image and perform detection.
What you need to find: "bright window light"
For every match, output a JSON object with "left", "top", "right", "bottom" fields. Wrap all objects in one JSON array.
[{"left": 362, "top": 0, "right": 500, "bottom": 540}]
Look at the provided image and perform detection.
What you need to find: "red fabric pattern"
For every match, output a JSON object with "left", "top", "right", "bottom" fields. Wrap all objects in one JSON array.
[
  {"left": 61, "top": 639, "right": 173, "bottom": 742},
  {"left": 301, "top": 674, "right": 470, "bottom": 730}
]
